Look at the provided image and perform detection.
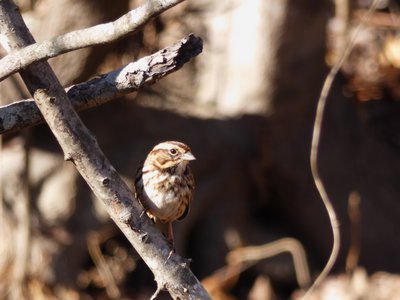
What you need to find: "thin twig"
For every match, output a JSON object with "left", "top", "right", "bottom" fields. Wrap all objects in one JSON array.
[
  {"left": 0, "top": 34, "right": 202, "bottom": 135},
  {"left": 345, "top": 191, "right": 361, "bottom": 273},
  {"left": 227, "top": 238, "right": 311, "bottom": 289},
  {"left": 150, "top": 285, "right": 164, "bottom": 300},
  {"left": 9, "top": 132, "right": 31, "bottom": 300},
  {"left": 87, "top": 232, "right": 121, "bottom": 299},
  {"left": 304, "top": 0, "right": 380, "bottom": 298},
  {"left": 0, "top": 0, "right": 185, "bottom": 82}
]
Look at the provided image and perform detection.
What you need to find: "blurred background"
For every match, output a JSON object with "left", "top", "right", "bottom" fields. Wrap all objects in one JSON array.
[{"left": 2, "top": 0, "right": 400, "bottom": 299}]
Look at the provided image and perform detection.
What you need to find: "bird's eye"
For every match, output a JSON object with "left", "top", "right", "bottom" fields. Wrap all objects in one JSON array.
[{"left": 169, "top": 148, "right": 177, "bottom": 155}]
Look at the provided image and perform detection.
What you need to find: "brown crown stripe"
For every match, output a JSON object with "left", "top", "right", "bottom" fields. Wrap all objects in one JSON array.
[{"left": 158, "top": 141, "right": 192, "bottom": 152}]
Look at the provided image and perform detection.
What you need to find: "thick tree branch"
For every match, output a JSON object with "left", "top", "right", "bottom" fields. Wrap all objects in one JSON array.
[
  {"left": 0, "top": 34, "right": 202, "bottom": 135},
  {"left": 0, "top": 1, "right": 210, "bottom": 299},
  {"left": 0, "top": 0, "right": 185, "bottom": 82}
]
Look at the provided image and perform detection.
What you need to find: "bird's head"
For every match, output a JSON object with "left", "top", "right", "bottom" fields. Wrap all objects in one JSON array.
[{"left": 145, "top": 141, "right": 195, "bottom": 171}]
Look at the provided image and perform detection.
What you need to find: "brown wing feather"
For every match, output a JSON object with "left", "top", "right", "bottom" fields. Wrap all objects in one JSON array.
[
  {"left": 177, "top": 166, "right": 194, "bottom": 221},
  {"left": 177, "top": 204, "right": 190, "bottom": 221},
  {"left": 134, "top": 160, "right": 148, "bottom": 210}
]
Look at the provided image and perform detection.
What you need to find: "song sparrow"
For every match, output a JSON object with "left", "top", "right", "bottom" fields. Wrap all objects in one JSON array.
[{"left": 134, "top": 141, "right": 195, "bottom": 246}]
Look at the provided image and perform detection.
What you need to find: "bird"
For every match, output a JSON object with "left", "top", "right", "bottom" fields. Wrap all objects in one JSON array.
[{"left": 134, "top": 141, "right": 195, "bottom": 248}]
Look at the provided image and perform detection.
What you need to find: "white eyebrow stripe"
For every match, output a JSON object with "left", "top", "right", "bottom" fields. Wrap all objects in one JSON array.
[
  {"left": 153, "top": 143, "right": 174, "bottom": 151},
  {"left": 152, "top": 141, "right": 189, "bottom": 152}
]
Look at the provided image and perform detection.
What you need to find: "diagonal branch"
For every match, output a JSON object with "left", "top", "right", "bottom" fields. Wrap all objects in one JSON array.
[
  {"left": 0, "top": 34, "right": 202, "bottom": 135},
  {"left": 0, "top": 1, "right": 210, "bottom": 299},
  {"left": 0, "top": 0, "right": 185, "bottom": 82}
]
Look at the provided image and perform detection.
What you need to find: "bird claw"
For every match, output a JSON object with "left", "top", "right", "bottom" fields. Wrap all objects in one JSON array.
[
  {"left": 164, "top": 238, "right": 176, "bottom": 262},
  {"left": 166, "top": 249, "right": 174, "bottom": 262}
]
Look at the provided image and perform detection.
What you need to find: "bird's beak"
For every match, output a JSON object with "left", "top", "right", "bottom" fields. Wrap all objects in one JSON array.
[{"left": 182, "top": 152, "right": 196, "bottom": 161}]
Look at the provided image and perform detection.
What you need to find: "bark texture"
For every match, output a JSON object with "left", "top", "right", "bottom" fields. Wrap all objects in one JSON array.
[{"left": 0, "top": 34, "right": 202, "bottom": 134}]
